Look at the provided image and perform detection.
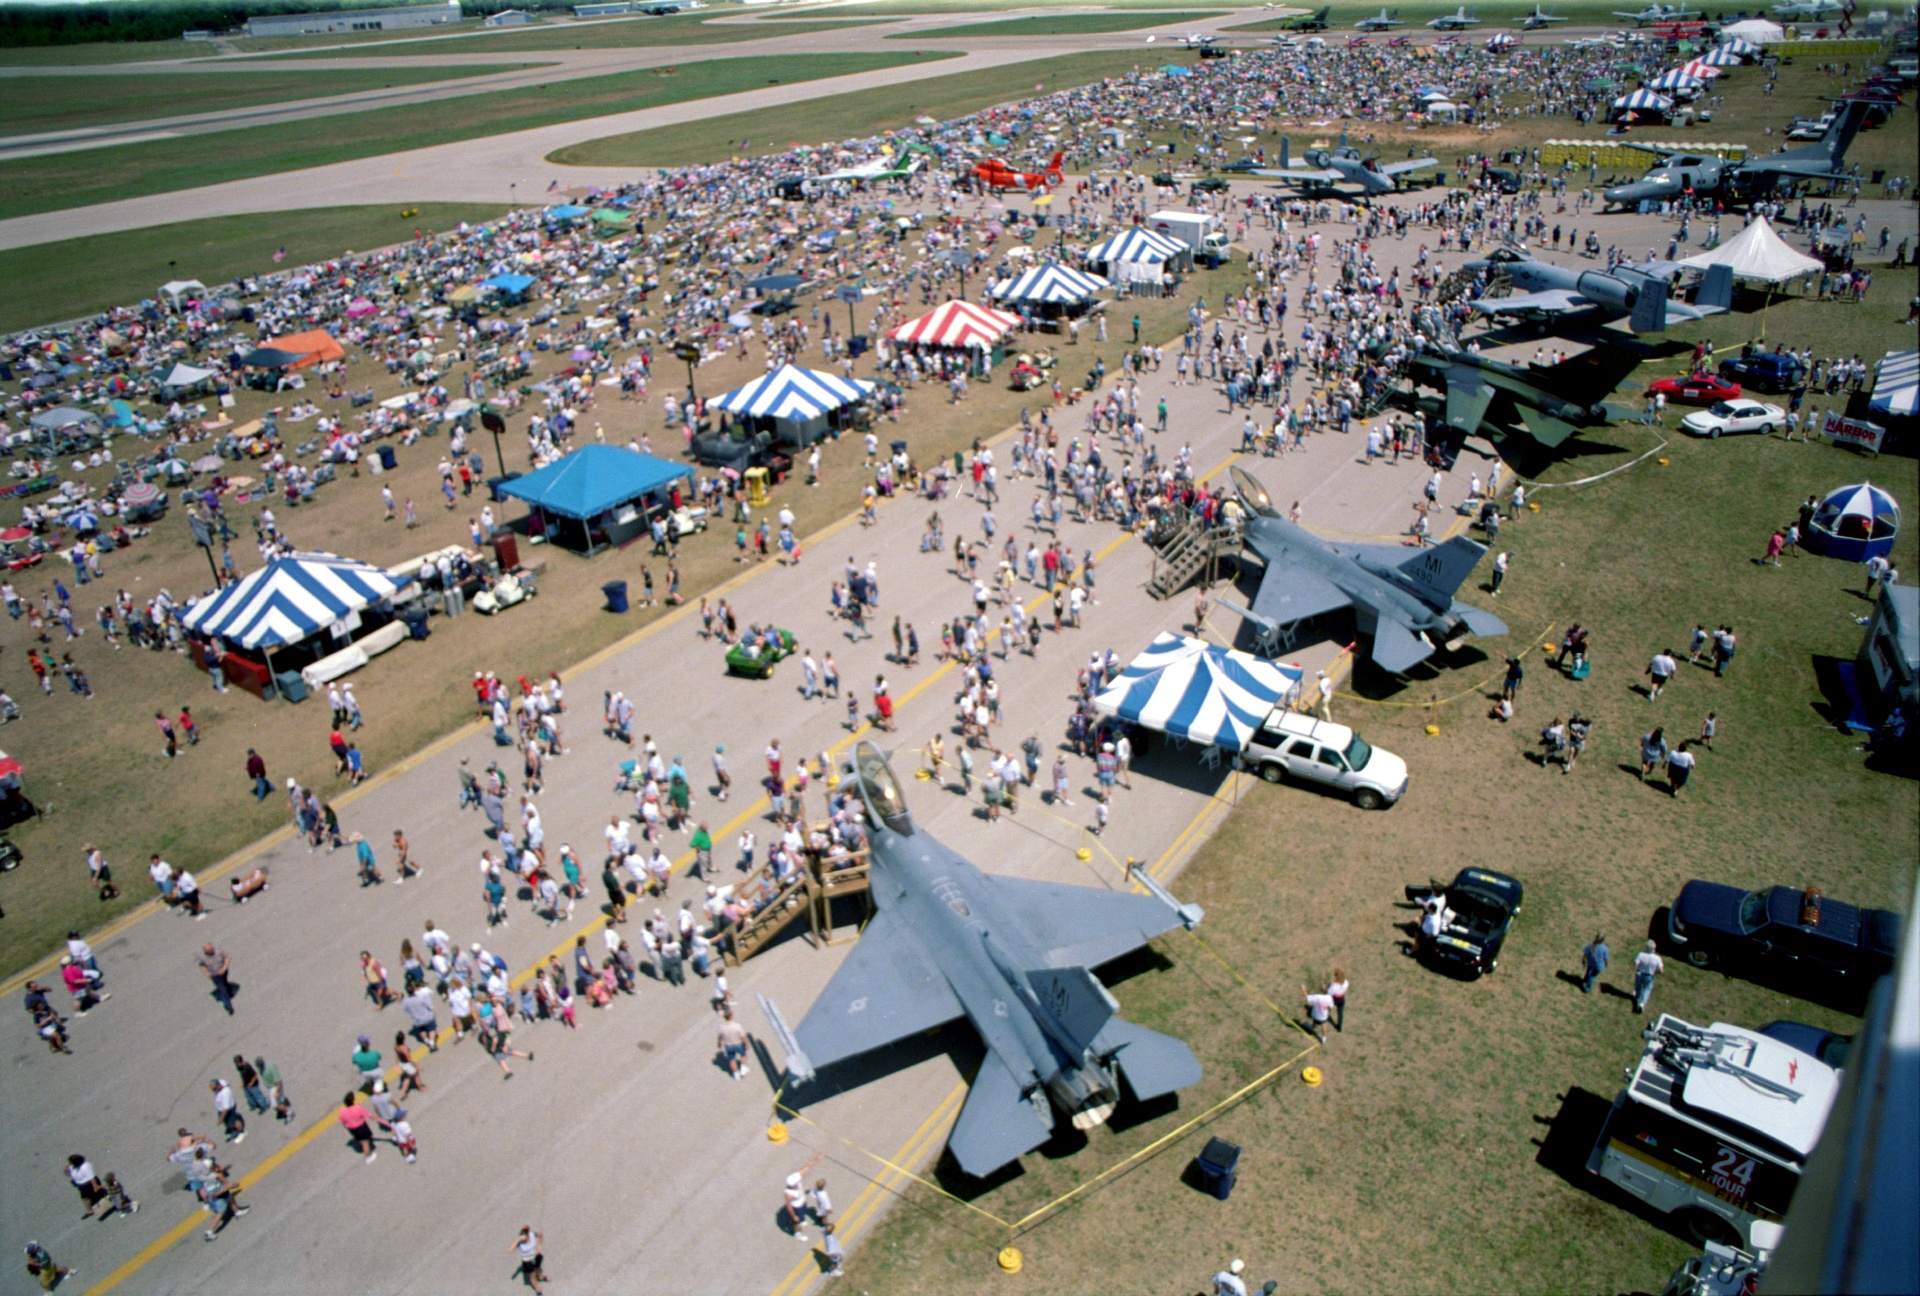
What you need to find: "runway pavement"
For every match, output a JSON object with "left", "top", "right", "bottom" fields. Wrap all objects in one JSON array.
[{"left": 0, "top": 268, "right": 1476, "bottom": 1295}]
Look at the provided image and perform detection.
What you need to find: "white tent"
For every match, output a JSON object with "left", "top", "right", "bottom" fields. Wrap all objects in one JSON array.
[
  {"left": 161, "top": 362, "right": 217, "bottom": 388},
  {"left": 1870, "top": 350, "right": 1918, "bottom": 421},
  {"left": 1720, "top": 18, "right": 1782, "bottom": 41},
  {"left": 160, "top": 279, "right": 205, "bottom": 300},
  {"left": 1677, "top": 216, "right": 1823, "bottom": 283}
]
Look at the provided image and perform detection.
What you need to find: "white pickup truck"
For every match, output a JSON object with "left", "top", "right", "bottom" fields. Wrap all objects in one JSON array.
[{"left": 1240, "top": 711, "right": 1409, "bottom": 809}]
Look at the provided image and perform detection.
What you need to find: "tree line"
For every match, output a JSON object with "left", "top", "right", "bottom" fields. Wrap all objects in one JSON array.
[{"left": 0, "top": 0, "right": 577, "bottom": 47}]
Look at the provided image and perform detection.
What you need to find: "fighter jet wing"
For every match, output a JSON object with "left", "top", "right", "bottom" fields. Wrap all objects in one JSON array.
[
  {"left": 1371, "top": 616, "right": 1437, "bottom": 673},
  {"left": 1249, "top": 564, "right": 1353, "bottom": 626},
  {"left": 947, "top": 1047, "right": 1055, "bottom": 1178},
  {"left": 1380, "top": 157, "right": 1438, "bottom": 175},
  {"left": 1255, "top": 166, "right": 1345, "bottom": 184},
  {"left": 1444, "top": 370, "right": 1499, "bottom": 436},
  {"left": 988, "top": 876, "right": 1184, "bottom": 970},
  {"left": 1470, "top": 289, "right": 1586, "bottom": 317},
  {"left": 792, "top": 910, "right": 965, "bottom": 1073},
  {"left": 1089, "top": 1018, "right": 1204, "bottom": 1101}
]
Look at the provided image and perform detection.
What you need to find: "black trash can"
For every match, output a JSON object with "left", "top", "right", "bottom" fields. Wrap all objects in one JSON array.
[
  {"left": 602, "top": 581, "right": 629, "bottom": 614},
  {"left": 377, "top": 444, "right": 397, "bottom": 472},
  {"left": 1194, "top": 1137, "right": 1240, "bottom": 1201}
]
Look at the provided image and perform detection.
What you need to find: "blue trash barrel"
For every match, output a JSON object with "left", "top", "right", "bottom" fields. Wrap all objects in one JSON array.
[
  {"left": 602, "top": 581, "right": 629, "bottom": 614},
  {"left": 1194, "top": 1137, "right": 1240, "bottom": 1201},
  {"left": 377, "top": 444, "right": 397, "bottom": 472}
]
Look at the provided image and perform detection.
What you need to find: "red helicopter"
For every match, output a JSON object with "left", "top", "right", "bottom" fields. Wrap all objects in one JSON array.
[{"left": 971, "top": 150, "right": 1065, "bottom": 192}]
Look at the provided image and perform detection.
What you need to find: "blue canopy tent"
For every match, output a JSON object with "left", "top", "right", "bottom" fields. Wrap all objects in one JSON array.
[
  {"left": 181, "top": 551, "right": 414, "bottom": 693},
  {"left": 496, "top": 444, "right": 693, "bottom": 554},
  {"left": 544, "top": 204, "right": 590, "bottom": 226},
  {"left": 1093, "top": 633, "right": 1303, "bottom": 753},
  {"left": 481, "top": 273, "right": 536, "bottom": 306},
  {"left": 711, "top": 364, "right": 874, "bottom": 447}
]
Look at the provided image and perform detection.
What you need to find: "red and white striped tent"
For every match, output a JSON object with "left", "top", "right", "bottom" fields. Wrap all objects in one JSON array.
[{"left": 890, "top": 301, "right": 1023, "bottom": 350}]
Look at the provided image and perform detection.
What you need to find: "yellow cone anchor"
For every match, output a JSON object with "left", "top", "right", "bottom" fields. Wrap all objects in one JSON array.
[
  {"left": 998, "top": 1247, "right": 1024, "bottom": 1273},
  {"left": 1302, "top": 1066, "right": 1323, "bottom": 1088},
  {"left": 767, "top": 1121, "right": 789, "bottom": 1144}
]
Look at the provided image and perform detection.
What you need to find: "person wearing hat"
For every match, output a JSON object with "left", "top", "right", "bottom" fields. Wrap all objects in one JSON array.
[
  {"left": 782, "top": 1172, "right": 812, "bottom": 1243},
  {"left": 210, "top": 1078, "right": 244, "bottom": 1143},
  {"left": 352, "top": 833, "right": 382, "bottom": 887},
  {"left": 24, "top": 1240, "right": 74, "bottom": 1291},
  {"left": 1213, "top": 1258, "right": 1249, "bottom": 1296},
  {"left": 1096, "top": 742, "right": 1118, "bottom": 801},
  {"left": 1316, "top": 670, "right": 1335, "bottom": 721}
]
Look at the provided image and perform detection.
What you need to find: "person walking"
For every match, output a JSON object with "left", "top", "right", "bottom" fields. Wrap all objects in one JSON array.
[
  {"left": 1501, "top": 654, "right": 1523, "bottom": 702},
  {"left": 235, "top": 1056, "right": 270, "bottom": 1116},
  {"left": 1666, "top": 741, "right": 1697, "bottom": 797},
  {"left": 1490, "top": 550, "right": 1509, "bottom": 596},
  {"left": 1316, "top": 669, "right": 1334, "bottom": 721},
  {"left": 337, "top": 1093, "right": 378, "bottom": 1164},
  {"left": 64, "top": 1154, "right": 107, "bottom": 1218},
  {"left": 24, "top": 1240, "right": 75, "bottom": 1291},
  {"left": 199, "top": 943, "right": 236, "bottom": 1015},
  {"left": 1638, "top": 728, "right": 1669, "bottom": 782},
  {"left": 513, "top": 1227, "right": 547, "bottom": 1294},
  {"left": 258, "top": 1056, "right": 292, "bottom": 1122},
  {"left": 1645, "top": 648, "right": 1676, "bottom": 700},
  {"left": 1212, "top": 1258, "right": 1250, "bottom": 1296},
  {"left": 1631, "top": 940, "right": 1665, "bottom": 1014},
  {"left": 1327, "top": 969, "right": 1349, "bottom": 1031},
  {"left": 211, "top": 1078, "right": 244, "bottom": 1143},
  {"left": 717, "top": 1008, "right": 749, "bottom": 1080},
  {"left": 1302, "top": 985, "right": 1334, "bottom": 1043},
  {"left": 1579, "top": 933, "right": 1609, "bottom": 993}
]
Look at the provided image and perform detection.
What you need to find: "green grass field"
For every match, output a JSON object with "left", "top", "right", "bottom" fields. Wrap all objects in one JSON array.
[
  {"left": 0, "top": 51, "right": 947, "bottom": 220},
  {"left": 0, "top": 63, "right": 537, "bottom": 135},
  {"left": 841, "top": 276, "right": 1920, "bottom": 1296},
  {"left": 1238, "top": 1, "right": 1636, "bottom": 29},
  {"left": 263, "top": 11, "right": 880, "bottom": 58},
  {"left": 0, "top": 204, "right": 508, "bottom": 334},
  {"left": 0, "top": 39, "right": 212, "bottom": 66},
  {"left": 895, "top": 10, "right": 1225, "bottom": 38},
  {"left": 550, "top": 49, "right": 1158, "bottom": 166}
]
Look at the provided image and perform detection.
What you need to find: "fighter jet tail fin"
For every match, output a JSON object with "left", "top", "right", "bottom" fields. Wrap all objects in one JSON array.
[
  {"left": 1093, "top": 1018, "right": 1204, "bottom": 1101},
  {"left": 1278, "top": 135, "right": 1290, "bottom": 169},
  {"left": 948, "top": 1048, "right": 1054, "bottom": 1178},
  {"left": 1370, "top": 615, "right": 1437, "bottom": 673},
  {"left": 1026, "top": 966, "right": 1118, "bottom": 1054},
  {"left": 1696, "top": 262, "right": 1733, "bottom": 313},
  {"left": 1628, "top": 278, "right": 1670, "bottom": 333},
  {"left": 1820, "top": 97, "right": 1871, "bottom": 166},
  {"left": 1395, "top": 535, "right": 1486, "bottom": 605}
]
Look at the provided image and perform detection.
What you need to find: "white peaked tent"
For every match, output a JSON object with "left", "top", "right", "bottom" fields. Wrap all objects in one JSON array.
[
  {"left": 1720, "top": 18, "right": 1782, "bottom": 41},
  {"left": 1678, "top": 217, "right": 1823, "bottom": 283}
]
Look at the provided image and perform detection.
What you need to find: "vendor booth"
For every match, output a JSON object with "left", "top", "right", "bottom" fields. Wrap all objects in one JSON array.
[
  {"left": 1085, "top": 228, "right": 1191, "bottom": 295},
  {"left": 711, "top": 364, "right": 874, "bottom": 449},
  {"left": 496, "top": 444, "right": 693, "bottom": 555},
  {"left": 1869, "top": 350, "right": 1916, "bottom": 433},
  {"left": 1093, "top": 633, "right": 1304, "bottom": 754},
  {"left": 1847, "top": 583, "right": 1917, "bottom": 737},
  {"left": 28, "top": 406, "right": 104, "bottom": 450},
  {"left": 889, "top": 300, "right": 1024, "bottom": 375},
  {"left": 989, "top": 263, "right": 1111, "bottom": 323},
  {"left": 482, "top": 273, "right": 537, "bottom": 307},
  {"left": 1610, "top": 89, "right": 1675, "bottom": 124},
  {"left": 159, "top": 362, "right": 218, "bottom": 397},
  {"left": 181, "top": 551, "right": 415, "bottom": 701},
  {"left": 1803, "top": 482, "right": 1901, "bottom": 563}
]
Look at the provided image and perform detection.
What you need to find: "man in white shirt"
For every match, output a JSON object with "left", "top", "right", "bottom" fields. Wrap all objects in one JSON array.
[
  {"left": 1631, "top": 941, "right": 1665, "bottom": 1014},
  {"left": 1213, "top": 1259, "right": 1249, "bottom": 1296}
]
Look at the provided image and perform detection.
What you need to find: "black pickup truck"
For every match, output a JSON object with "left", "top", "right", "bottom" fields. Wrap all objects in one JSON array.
[{"left": 1665, "top": 882, "right": 1900, "bottom": 984}]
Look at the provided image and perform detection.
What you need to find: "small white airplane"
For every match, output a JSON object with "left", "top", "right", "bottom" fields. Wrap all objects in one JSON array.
[
  {"left": 1612, "top": 3, "right": 1700, "bottom": 25},
  {"left": 816, "top": 152, "right": 922, "bottom": 184},
  {"left": 1354, "top": 8, "right": 1405, "bottom": 30},
  {"left": 1771, "top": 0, "right": 1843, "bottom": 18},
  {"left": 1520, "top": 5, "right": 1567, "bottom": 28},
  {"left": 1427, "top": 6, "right": 1481, "bottom": 29}
]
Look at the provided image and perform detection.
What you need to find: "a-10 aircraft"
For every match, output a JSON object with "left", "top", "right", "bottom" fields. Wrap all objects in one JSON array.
[
  {"left": 1275, "top": 4, "right": 1330, "bottom": 29},
  {"left": 1520, "top": 5, "right": 1567, "bottom": 28},
  {"left": 1613, "top": 3, "right": 1700, "bottom": 24},
  {"left": 1772, "top": 0, "right": 1845, "bottom": 19},
  {"left": 1354, "top": 7, "right": 1405, "bottom": 30},
  {"left": 1428, "top": 6, "right": 1482, "bottom": 29},
  {"left": 760, "top": 743, "right": 1207, "bottom": 1179},
  {"left": 1220, "top": 464, "right": 1508, "bottom": 674},
  {"left": 1602, "top": 97, "right": 1871, "bottom": 209},
  {"left": 1254, "top": 135, "right": 1437, "bottom": 200},
  {"left": 1464, "top": 247, "right": 1733, "bottom": 332}
]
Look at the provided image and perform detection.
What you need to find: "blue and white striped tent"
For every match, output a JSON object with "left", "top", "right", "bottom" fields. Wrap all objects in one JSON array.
[
  {"left": 1612, "top": 88, "right": 1675, "bottom": 115},
  {"left": 1697, "top": 46, "right": 1743, "bottom": 66},
  {"left": 989, "top": 263, "right": 1111, "bottom": 305},
  {"left": 712, "top": 364, "right": 874, "bottom": 421},
  {"left": 1094, "top": 633, "right": 1303, "bottom": 752},
  {"left": 1648, "top": 69, "right": 1705, "bottom": 93},
  {"left": 182, "top": 552, "right": 412, "bottom": 650},
  {"left": 1085, "top": 227, "right": 1189, "bottom": 269}
]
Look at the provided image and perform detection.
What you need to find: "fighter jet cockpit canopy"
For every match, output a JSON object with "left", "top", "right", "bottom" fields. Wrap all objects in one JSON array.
[
  {"left": 851, "top": 741, "right": 915, "bottom": 835},
  {"left": 1230, "top": 464, "right": 1280, "bottom": 518}
]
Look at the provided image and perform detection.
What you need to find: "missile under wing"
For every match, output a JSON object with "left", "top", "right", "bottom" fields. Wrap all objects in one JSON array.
[{"left": 773, "top": 743, "right": 1204, "bottom": 1178}]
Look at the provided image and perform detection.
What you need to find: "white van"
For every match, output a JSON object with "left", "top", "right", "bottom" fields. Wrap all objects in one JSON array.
[{"left": 1240, "top": 711, "right": 1408, "bottom": 809}]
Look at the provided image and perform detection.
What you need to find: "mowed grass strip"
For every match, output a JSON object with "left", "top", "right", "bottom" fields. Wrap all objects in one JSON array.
[
  {"left": 550, "top": 49, "right": 1159, "bottom": 167},
  {"left": 841, "top": 281, "right": 1919, "bottom": 1296},
  {"left": 0, "top": 64, "right": 538, "bottom": 136},
  {"left": 0, "top": 40, "right": 213, "bottom": 67},
  {"left": 895, "top": 11, "right": 1227, "bottom": 38},
  {"left": 0, "top": 204, "right": 508, "bottom": 334},
  {"left": 0, "top": 51, "right": 948, "bottom": 220},
  {"left": 263, "top": 12, "right": 884, "bottom": 58}
]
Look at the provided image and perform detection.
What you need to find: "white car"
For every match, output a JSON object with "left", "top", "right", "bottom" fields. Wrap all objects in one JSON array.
[
  {"left": 1681, "top": 398, "right": 1786, "bottom": 439},
  {"left": 1240, "top": 711, "right": 1409, "bottom": 809}
]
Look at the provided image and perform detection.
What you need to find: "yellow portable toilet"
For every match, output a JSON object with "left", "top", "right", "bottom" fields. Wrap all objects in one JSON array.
[{"left": 745, "top": 466, "right": 771, "bottom": 507}]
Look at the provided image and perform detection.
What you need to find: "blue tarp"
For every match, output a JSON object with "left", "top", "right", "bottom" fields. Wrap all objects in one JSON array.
[
  {"left": 482, "top": 273, "right": 536, "bottom": 301},
  {"left": 497, "top": 444, "right": 692, "bottom": 521},
  {"left": 545, "top": 205, "right": 590, "bottom": 220}
]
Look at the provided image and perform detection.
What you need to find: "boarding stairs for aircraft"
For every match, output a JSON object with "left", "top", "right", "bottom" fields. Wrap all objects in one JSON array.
[
  {"left": 1435, "top": 264, "right": 1507, "bottom": 307},
  {"left": 719, "top": 843, "right": 873, "bottom": 965},
  {"left": 1146, "top": 513, "right": 1241, "bottom": 601}
]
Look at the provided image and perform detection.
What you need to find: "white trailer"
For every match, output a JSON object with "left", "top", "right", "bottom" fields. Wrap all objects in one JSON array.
[{"left": 1145, "top": 210, "right": 1232, "bottom": 265}]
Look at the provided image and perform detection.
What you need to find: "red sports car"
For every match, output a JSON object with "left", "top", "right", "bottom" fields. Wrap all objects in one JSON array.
[{"left": 1648, "top": 373, "right": 1741, "bottom": 405}]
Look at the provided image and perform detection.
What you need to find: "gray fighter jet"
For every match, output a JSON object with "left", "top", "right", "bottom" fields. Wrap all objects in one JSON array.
[
  {"left": 1428, "top": 6, "right": 1481, "bottom": 28},
  {"left": 1403, "top": 340, "right": 1646, "bottom": 451},
  {"left": 1520, "top": 6, "right": 1567, "bottom": 29},
  {"left": 1462, "top": 247, "right": 1733, "bottom": 332},
  {"left": 1612, "top": 3, "right": 1700, "bottom": 25},
  {"left": 1254, "top": 135, "right": 1437, "bottom": 201},
  {"left": 1354, "top": 7, "right": 1405, "bottom": 30},
  {"left": 1221, "top": 465, "right": 1507, "bottom": 674},
  {"left": 759, "top": 743, "right": 1205, "bottom": 1180},
  {"left": 1603, "top": 97, "right": 1871, "bottom": 209}
]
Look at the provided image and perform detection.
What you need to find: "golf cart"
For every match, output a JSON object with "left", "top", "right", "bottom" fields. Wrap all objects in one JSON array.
[
  {"left": 725, "top": 626, "right": 797, "bottom": 679},
  {"left": 1008, "top": 350, "right": 1057, "bottom": 392}
]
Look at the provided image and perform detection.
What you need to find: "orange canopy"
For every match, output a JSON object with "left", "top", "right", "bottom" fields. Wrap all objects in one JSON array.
[{"left": 264, "top": 329, "right": 345, "bottom": 368}]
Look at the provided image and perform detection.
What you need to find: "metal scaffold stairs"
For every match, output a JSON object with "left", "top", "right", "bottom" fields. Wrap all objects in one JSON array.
[
  {"left": 719, "top": 845, "right": 872, "bottom": 965},
  {"left": 1146, "top": 515, "right": 1239, "bottom": 601}
]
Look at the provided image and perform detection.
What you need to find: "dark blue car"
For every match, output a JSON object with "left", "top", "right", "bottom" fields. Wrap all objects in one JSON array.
[
  {"left": 1665, "top": 882, "right": 1900, "bottom": 983},
  {"left": 1717, "top": 352, "right": 1806, "bottom": 394}
]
